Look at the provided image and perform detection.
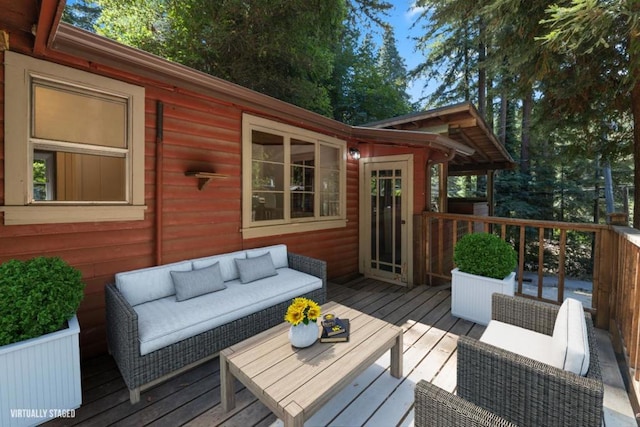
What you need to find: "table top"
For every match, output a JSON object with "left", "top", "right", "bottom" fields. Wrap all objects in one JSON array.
[{"left": 221, "top": 301, "right": 403, "bottom": 421}]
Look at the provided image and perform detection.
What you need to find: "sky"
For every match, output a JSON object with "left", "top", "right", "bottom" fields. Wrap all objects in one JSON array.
[{"left": 385, "top": 0, "right": 432, "bottom": 104}]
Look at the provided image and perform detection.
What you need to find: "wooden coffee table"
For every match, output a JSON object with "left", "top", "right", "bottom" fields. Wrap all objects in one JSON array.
[{"left": 220, "top": 301, "right": 403, "bottom": 427}]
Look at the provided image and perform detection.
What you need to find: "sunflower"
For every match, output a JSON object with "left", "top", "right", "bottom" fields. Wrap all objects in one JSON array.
[{"left": 284, "top": 298, "right": 322, "bottom": 326}]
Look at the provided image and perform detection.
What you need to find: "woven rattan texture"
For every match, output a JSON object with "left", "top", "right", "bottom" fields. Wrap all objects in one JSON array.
[
  {"left": 457, "top": 294, "right": 604, "bottom": 427},
  {"left": 106, "top": 252, "right": 327, "bottom": 393}
]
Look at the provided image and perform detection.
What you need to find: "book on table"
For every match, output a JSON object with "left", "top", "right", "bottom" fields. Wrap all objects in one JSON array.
[
  {"left": 320, "top": 319, "right": 350, "bottom": 342},
  {"left": 322, "top": 317, "right": 347, "bottom": 337}
]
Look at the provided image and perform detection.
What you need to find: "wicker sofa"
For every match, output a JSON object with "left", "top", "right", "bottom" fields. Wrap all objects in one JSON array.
[
  {"left": 105, "top": 244, "right": 326, "bottom": 403},
  {"left": 415, "top": 294, "right": 603, "bottom": 427}
]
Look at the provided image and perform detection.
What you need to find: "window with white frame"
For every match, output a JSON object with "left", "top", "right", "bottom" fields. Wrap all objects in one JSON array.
[
  {"left": 242, "top": 114, "right": 347, "bottom": 238},
  {"left": 2, "top": 51, "right": 145, "bottom": 225}
]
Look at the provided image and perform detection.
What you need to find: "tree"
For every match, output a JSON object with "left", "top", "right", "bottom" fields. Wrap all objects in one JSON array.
[
  {"left": 411, "top": 1, "right": 482, "bottom": 108},
  {"left": 92, "top": 0, "right": 345, "bottom": 116},
  {"left": 62, "top": 0, "right": 101, "bottom": 31},
  {"left": 63, "top": 0, "right": 413, "bottom": 122},
  {"left": 539, "top": 0, "right": 640, "bottom": 227}
]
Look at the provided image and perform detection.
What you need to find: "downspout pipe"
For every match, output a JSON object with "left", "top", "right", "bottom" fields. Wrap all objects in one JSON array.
[{"left": 155, "top": 101, "right": 164, "bottom": 265}]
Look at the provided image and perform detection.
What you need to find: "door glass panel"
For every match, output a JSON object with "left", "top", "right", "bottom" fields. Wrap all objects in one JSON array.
[{"left": 370, "top": 168, "right": 403, "bottom": 278}]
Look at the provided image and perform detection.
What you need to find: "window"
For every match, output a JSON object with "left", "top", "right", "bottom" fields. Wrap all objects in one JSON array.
[
  {"left": 2, "top": 51, "right": 145, "bottom": 225},
  {"left": 242, "top": 114, "right": 346, "bottom": 238}
]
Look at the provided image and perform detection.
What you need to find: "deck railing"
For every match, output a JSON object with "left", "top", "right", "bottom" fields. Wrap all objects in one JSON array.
[
  {"left": 609, "top": 226, "right": 640, "bottom": 382},
  {"left": 420, "top": 212, "right": 611, "bottom": 324},
  {"left": 420, "top": 211, "right": 640, "bottom": 386}
]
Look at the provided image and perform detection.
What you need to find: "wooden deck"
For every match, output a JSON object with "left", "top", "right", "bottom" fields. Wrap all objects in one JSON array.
[{"left": 43, "top": 279, "right": 637, "bottom": 427}]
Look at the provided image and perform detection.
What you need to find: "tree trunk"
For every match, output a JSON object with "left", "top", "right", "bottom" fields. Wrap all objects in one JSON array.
[
  {"left": 499, "top": 94, "right": 508, "bottom": 145},
  {"left": 632, "top": 79, "right": 640, "bottom": 228},
  {"left": 478, "top": 20, "right": 486, "bottom": 118},
  {"left": 521, "top": 90, "right": 533, "bottom": 176},
  {"left": 630, "top": 2, "right": 640, "bottom": 229}
]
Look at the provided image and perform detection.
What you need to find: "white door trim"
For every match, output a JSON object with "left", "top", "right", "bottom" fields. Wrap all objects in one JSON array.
[{"left": 358, "top": 154, "right": 414, "bottom": 287}]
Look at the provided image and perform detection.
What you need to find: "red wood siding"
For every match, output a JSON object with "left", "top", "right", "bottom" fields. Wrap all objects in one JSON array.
[{"left": 0, "top": 48, "right": 364, "bottom": 358}]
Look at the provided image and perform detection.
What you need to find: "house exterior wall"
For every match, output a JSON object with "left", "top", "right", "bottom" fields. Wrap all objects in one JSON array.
[{"left": 0, "top": 44, "right": 360, "bottom": 357}]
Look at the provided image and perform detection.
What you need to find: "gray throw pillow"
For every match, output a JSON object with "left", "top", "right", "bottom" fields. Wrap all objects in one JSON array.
[
  {"left": 171, "top": 262, "right": 226, "bottom": 301},
  {"left": 235, "top": 252, "right": 278, "bottom": 284}
]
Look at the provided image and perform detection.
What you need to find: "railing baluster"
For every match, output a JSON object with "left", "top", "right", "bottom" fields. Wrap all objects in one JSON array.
[
  {"left": 538, "top": 227, "right": 544, "bottom": 299},
  {"left": 518, "top": 226, "right": 525, "bottom": 295},
  {"left": 557, "top": 229, "right": 567, "bottom": 303}
]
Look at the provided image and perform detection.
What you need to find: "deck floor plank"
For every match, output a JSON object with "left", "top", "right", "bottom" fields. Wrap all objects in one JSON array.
[{"left": 42, "top": 279, "right": 635, "bottom": 427}]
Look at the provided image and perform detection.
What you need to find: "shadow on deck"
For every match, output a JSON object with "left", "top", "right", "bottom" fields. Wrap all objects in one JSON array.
[{"left": 43, "top": 278, "right": 637, "bottom": 426}]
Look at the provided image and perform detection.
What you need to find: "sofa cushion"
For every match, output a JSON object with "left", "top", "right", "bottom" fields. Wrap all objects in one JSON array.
[
  {"left": 171, "top": 262, "right": 226, "bottom": 302},
  {"left": 235, "top": 253, "right": 278, "bottom": 283},
  {"left": 553, "top": 298, "right": 590, "bottom": 375},
  {"left": 116, "top": 260, "right": 192, "bottom": 306},
  {"left": 134, "top": 267, "right": 322, "bottom": 355},
  {"left": 191, "top": 250, "right": 247, "bottom": 282},
  {"left": 480, "top": 320, "right": 561, "bottom": 369},
  {"left": 246, "top": 244, "right": 288, "bottom": 269}
]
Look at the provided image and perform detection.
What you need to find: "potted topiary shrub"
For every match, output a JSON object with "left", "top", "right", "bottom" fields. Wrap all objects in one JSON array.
[
  {"left": 451, "top": 232, "right": 517, "bottom": 325},
  {"left": 0, "top": 256, "right": 85, "bottom": 427}
]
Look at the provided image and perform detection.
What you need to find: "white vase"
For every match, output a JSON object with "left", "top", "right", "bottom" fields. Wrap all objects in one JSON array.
[{"left": 288, "top": 321, "right": 319, "bottom": 348}]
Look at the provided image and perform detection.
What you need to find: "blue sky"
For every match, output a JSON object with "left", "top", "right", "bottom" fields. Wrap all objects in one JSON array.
[{"left": 385, "top": 0, "right": 431, "bottom": 104}]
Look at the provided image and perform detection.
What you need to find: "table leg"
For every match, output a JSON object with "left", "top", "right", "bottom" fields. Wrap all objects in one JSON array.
[
  {"left": 283, "top": 402, "right": 304, "bottom": 427},
  {"left": 220, "top": 352, "right": 236, "bottom": 412},
  {"left": 390, "top": 331, "right": 403, "bottom": 378}
]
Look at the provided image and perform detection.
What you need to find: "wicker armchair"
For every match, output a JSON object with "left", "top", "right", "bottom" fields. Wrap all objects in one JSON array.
[
  {"left": 415, "top": 380, "right": 516, "bottom": 427},
  {"left": 455, "top": 294, "right": 604, "bottom": 427}
]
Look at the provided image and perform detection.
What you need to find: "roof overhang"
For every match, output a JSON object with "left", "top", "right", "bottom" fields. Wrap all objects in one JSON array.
[{"left": 366, "top": 102, "right": 515, "bottom": 175}]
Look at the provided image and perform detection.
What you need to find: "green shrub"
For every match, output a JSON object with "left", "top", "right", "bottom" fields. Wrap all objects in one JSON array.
[
  {"left": 454, "top": 232, "right": 518, "bottom": 280},
  {"left": 0, "top": 257, "right": 84, "bottom": 346}
]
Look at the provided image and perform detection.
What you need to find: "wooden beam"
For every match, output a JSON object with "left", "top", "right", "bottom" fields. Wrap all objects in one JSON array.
[{"left": 33, "top": 0, "right": 64, "bottom": 56}]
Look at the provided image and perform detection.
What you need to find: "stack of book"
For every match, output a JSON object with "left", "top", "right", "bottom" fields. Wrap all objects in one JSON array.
[{"left": 320, "top": 316, "right": 350, "bottom": 342}]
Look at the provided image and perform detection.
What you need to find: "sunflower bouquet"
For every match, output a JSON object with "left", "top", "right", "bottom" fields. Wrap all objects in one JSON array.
[{"left": 284, "top": 297, "right": 321, "bottom": 326}]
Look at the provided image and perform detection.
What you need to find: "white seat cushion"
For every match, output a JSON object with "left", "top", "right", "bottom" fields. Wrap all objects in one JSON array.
[
  {"left": 134, "top": 267, "right": 322, "bottom": 355},
  {"left": 480, "top": 320, "right": 563, "bottom": 369},
  {"left": 553, "top": 298, "right": 590, "bottom": 375}
]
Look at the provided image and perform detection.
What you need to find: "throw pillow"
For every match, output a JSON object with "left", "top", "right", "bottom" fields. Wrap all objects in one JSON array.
[
  {"left": 171, "top": 262, "right": 226, "bottom": 302},
  {"left": 235, "top": 252, "right": 278, "bottom": 284}
]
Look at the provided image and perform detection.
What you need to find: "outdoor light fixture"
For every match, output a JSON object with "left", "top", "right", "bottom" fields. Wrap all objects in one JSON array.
[{"left": 349, "top": 147, "right": 361, "bottom": 160}]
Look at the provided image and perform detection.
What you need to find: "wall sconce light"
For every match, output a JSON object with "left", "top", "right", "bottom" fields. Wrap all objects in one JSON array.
[{"left": 349, "top": 147, "right": 361, "bottom": 160}]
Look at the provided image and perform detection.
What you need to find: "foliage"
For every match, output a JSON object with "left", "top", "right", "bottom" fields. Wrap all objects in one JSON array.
[
  {"left": 454, "top": 232, "right": 518, "bottom": 280},
  {"left": 63, "top": 0, "right": 412, "bottom": 122},
  {"left": 0, "top": 257, "right": 85, "bottom": 346},
  {"left": 331, "top": 29, "right": 416, "bottom": 124},
  {"left": 284, "top": 297, "right": 321, "bottom": 326},
  {"left": 62, "top": 0, "right": 101, "bottom": 31}
]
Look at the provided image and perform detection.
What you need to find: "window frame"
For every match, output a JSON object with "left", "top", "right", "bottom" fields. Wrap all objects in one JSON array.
[
  {"left": 2, "top": 51, "right": 146, "bottom": 225},
  {"left": 242, "top": 114, "right": 347, "bottom": 239}
]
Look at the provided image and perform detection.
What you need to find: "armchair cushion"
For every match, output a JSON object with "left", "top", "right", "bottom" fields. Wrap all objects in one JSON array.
[
  {"left": 480, "top": 320, "right": 562, "bottom": 369},
  {"left": 553, "top": 297, "right": 590, "bottom": 375}
]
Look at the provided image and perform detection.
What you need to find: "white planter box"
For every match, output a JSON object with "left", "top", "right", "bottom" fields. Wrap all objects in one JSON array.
[
  {"left": 451, "top": 268, "right": 516, "bottom": 325},
  {"left": 0, "top": 315, "right": 82, "bottom": 427}
]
